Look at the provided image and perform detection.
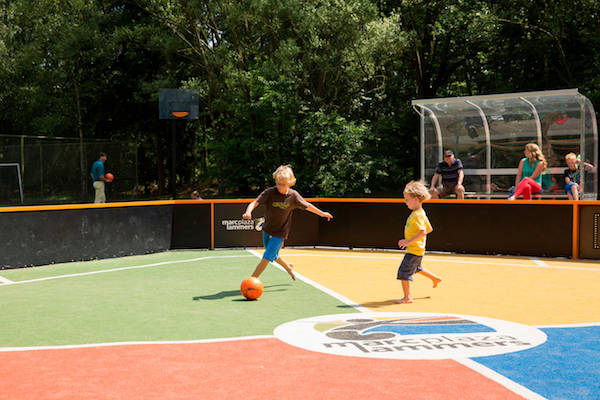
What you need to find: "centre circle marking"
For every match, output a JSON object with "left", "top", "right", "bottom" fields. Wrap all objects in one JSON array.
[{"left": 274, "top": 312, "right": 547, "bottom": 360}]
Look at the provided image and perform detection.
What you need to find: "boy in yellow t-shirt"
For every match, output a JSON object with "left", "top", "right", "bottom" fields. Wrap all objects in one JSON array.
[{"left": 395, "top": 181, "right": 442, "bottom": 304}]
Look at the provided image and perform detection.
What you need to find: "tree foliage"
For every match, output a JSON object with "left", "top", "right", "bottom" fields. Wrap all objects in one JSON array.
[{"left": 1, "top": 0, "right": 599, "bottom": 199}]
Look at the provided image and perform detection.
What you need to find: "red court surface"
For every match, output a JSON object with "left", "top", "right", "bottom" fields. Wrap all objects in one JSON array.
[{"left": 0, "top": 338, "right": 526, "bottom": 400}]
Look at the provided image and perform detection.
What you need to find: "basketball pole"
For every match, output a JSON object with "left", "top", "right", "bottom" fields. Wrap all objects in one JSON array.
[
  {"left": 158, "top": 88, "right": 199, "bottom": 200},
  {"left": 171, "top": 119, "right": 177, "bottom": 200}
]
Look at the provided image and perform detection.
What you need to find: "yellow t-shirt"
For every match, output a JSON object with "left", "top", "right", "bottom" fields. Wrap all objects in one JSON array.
[{"left": 404, "top": 208, "right": 432, "bottom": 256}]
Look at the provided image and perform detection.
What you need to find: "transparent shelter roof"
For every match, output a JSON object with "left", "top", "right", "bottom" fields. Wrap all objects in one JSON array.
[{"left": 412, "top": 89, "right": 598, "bottom": 199}]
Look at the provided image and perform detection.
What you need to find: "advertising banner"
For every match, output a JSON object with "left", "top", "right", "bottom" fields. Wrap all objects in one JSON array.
[
  {"left": 579, "top": 205, "right": 600, "bottom": 259},
  {"left": 214, "top": 203, "right": 265, "bottom": 248}
]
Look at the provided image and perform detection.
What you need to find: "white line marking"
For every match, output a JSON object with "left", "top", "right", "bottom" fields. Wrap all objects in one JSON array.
[
  {"left": 247, "top": 249, "right": 371, "bottom": 313},
  {"left": 0, "top": 335, "right": 274, "bottom": 352},
  {"left": 282, "top": 253, "right": 402, "bottom": 261},
  {"left": 536, "top": 322, "right": 600, "bottom": 328},
  {"left": 4, "top": 251, "right": 597, "bottom": 289},
  {"left": 276, "top": 249, "right": 576, "bottom": 399},
  {"left": 434, "top": 258, "right": 599, "bottom": 271},
  {"left": 1, "top": 249, "right": 591, "bottom": 400},
  {"left": 292, "top": 245, "right": 458, "bottom": 255},
  {"left": 281, "top": 252, "right": 600, "bottom": 271},
  {"left": 0, "top": 254, "right": 256, "bottom": 287},
  {"left": 529, "top": 257, "right": 549, "bottom": 267},
  {"left": 455, "top": 358, "right": 547, "bottom": 400}
]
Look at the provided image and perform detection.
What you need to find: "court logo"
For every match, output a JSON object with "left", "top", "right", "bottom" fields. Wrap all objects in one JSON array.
[
  {"left": 274, "top": 312, "right": 547, "bottom": 359},
  {"left": 254, "top": 217, "right": 265, "bottom": 231},
  {"left": 221, "top": 218, "right": 264, "bottom": 231}
]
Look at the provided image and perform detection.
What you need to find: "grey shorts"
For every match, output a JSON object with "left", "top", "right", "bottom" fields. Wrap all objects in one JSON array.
[{"left": 397, "top": 253, "right": 424, "bottom": 281}]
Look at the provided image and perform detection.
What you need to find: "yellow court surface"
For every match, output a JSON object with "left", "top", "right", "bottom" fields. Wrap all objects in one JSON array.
[{"left": 280, "top": 248, "right": 600, "bottom": 326}]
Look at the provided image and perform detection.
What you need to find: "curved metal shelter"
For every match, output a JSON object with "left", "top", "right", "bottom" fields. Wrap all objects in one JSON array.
[{"left": 412, "top": 89, "right": 598, "bottom": 199}]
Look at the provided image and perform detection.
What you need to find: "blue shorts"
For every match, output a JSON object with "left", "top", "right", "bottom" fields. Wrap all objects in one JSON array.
[
  {"left": 564, "top": 182, "right": 580, "bottom": 195},
  {"left": 262, "top": 231, "right": 284, "bottom": 262},
  {"left": 397, "top": 253, "right": 424, "bottom": 281}
]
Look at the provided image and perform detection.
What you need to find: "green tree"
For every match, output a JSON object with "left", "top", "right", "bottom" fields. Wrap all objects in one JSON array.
[{"left": 2, "top": 0, "right": 599, "bottom": 203}]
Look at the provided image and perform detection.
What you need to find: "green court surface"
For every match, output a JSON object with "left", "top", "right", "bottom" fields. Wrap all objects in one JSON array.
[
  {"left": 0, "top": 250, "right": 357, "bottom": 348},
  {"left": 1, "top": 248, "right": 599, "bottom": 400}
]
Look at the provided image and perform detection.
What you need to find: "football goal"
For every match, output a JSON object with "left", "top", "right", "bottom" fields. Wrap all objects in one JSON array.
[{"left": 0, "top": 163, "right": 24, "bottom": 203}]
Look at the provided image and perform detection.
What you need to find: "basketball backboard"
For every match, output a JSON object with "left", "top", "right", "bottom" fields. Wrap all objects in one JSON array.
[{"left": 158, "top": 89, "right": 199, "bottom": 120}]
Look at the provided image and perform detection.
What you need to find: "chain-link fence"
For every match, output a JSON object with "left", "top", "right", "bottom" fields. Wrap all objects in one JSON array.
[{"left": 0, "top": 135, "right": 138, "bottom": 205}]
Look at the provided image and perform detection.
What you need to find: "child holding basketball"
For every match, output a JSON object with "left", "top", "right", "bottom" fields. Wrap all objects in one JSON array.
[
  {"left": 242, "top": 165, "right": 333, "bottom": 280},
  {"left": 396, "top": 180, "right": 441, "bottom": 304}
]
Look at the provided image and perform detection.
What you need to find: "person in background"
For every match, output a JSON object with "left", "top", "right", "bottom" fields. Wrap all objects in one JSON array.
[
  {"left": 564, "top": 153, "right": 596, "bottom": 200},
  {"left": 191, "top": 190, "right": 203, "bottom": 200},
  {"left": 508, "top": 143, "right": 546, "bottom": 201},
  {"left": 430, "top": 149, "right": 465, "bottom": 199},
  {"left": 90, "top": 152, "right": 109, "bottom": 203}
]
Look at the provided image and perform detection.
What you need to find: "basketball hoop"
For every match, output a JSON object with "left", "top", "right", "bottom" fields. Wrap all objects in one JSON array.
[
  {"left": 171, "top": 111, "right": 189, "bottom": 118},
  {"left": 158, "top": 89, "right": 199, "bottom": 120}
]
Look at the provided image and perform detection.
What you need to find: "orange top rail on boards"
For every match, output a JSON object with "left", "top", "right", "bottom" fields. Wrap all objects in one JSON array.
[
  {"left": 176, "top": 198, "right": 598, "bottom": 260},
  {"left": 1, "top": 198, "right": 600, "bottom": 269}
]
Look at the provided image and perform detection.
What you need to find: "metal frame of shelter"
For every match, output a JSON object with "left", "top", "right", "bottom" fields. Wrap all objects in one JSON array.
[{"left": 412, "top": 89, "right": 599, "bottom": 199}]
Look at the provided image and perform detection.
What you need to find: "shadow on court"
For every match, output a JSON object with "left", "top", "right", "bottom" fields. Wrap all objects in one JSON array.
[
  {"left": 193, "top": 284, "right": 291, "bottom": 301},
  {"left": 336, "top": 297, "right": 431, "bottom": 309}
]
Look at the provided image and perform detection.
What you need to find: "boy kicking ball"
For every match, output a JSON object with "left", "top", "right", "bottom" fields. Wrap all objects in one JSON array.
[
  {"left": 243, "top": 165, "right": 333, "bottom": 280},
  {"left": 395, "top": 181, "right": 442, "bottom": 304}
]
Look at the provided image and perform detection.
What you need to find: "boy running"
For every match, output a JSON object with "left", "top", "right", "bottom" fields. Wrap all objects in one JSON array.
[
  {"left": 243, "top": 165, "right": 333, "bottom": 280},
  {"left": 396, "top": 181, "right": 441, "bottom": 304}
]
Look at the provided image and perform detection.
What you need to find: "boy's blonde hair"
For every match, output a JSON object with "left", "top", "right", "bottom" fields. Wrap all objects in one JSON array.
[
  {"left": 404, "top": 180, "right": 431, "bottom": 202},
  {"left": 273, "top": 165, "right": 296, "bottom": 186},
  {"left": 565, "top": 152, "right": 578, "bottom": 164}
]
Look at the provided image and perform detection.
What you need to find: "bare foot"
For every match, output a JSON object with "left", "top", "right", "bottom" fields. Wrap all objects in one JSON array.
[
  {"left": 432, "top": 277, "right": 442, "bottom": 288},
  {"left": 394, "top": 298, "right": 413, "bottom": 304},
  {"left": 286, "top": 263, "right": 296, "bottom": 281}
]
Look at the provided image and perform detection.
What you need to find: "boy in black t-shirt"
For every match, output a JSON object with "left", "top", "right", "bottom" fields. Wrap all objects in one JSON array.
[
  {"left": 563, "top": 153, "right": 596, "bottom": 200},
  {"left": 243, "top": 165, "right": 333, "bottom": 280},
  {"left": 564, "top": 153, "right": 581, "bottom": 200}
]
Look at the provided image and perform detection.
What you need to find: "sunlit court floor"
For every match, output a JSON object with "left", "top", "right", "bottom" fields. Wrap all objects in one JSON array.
[
  {"left": 0, "top": 248, "right": 599, "bottom": 400},
  {"left": 280, "top": 248, "right": 600, "bottom": 325}
]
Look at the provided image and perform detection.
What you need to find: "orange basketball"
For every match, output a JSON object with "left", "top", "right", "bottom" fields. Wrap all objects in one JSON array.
[
  {"left": 241, "top": 277, "right": 263, "bottom": 300},
  {"left": 105, "top": 173, "right": 114, "bottom": 182}
]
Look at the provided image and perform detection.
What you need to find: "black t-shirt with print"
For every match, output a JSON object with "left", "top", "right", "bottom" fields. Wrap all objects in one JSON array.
[{"left": 256, "top": 187, "right": 310, "bottom": 239}]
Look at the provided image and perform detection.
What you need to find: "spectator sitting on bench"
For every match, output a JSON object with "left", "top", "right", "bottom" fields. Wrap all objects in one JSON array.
[
  {"left": 564, "top": 152, "right": 596, "bottom": 200},
  {"left": 509, "top": 143, "right": 547, "bottom": 200},
  {"left": 430, "top": 149, "right": 465, "bottom": 199}
]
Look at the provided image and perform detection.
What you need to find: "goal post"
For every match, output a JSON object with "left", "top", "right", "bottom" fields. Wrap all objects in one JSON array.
[{"left": 0, "top": 163, "right": 24, "bottom": 204}]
